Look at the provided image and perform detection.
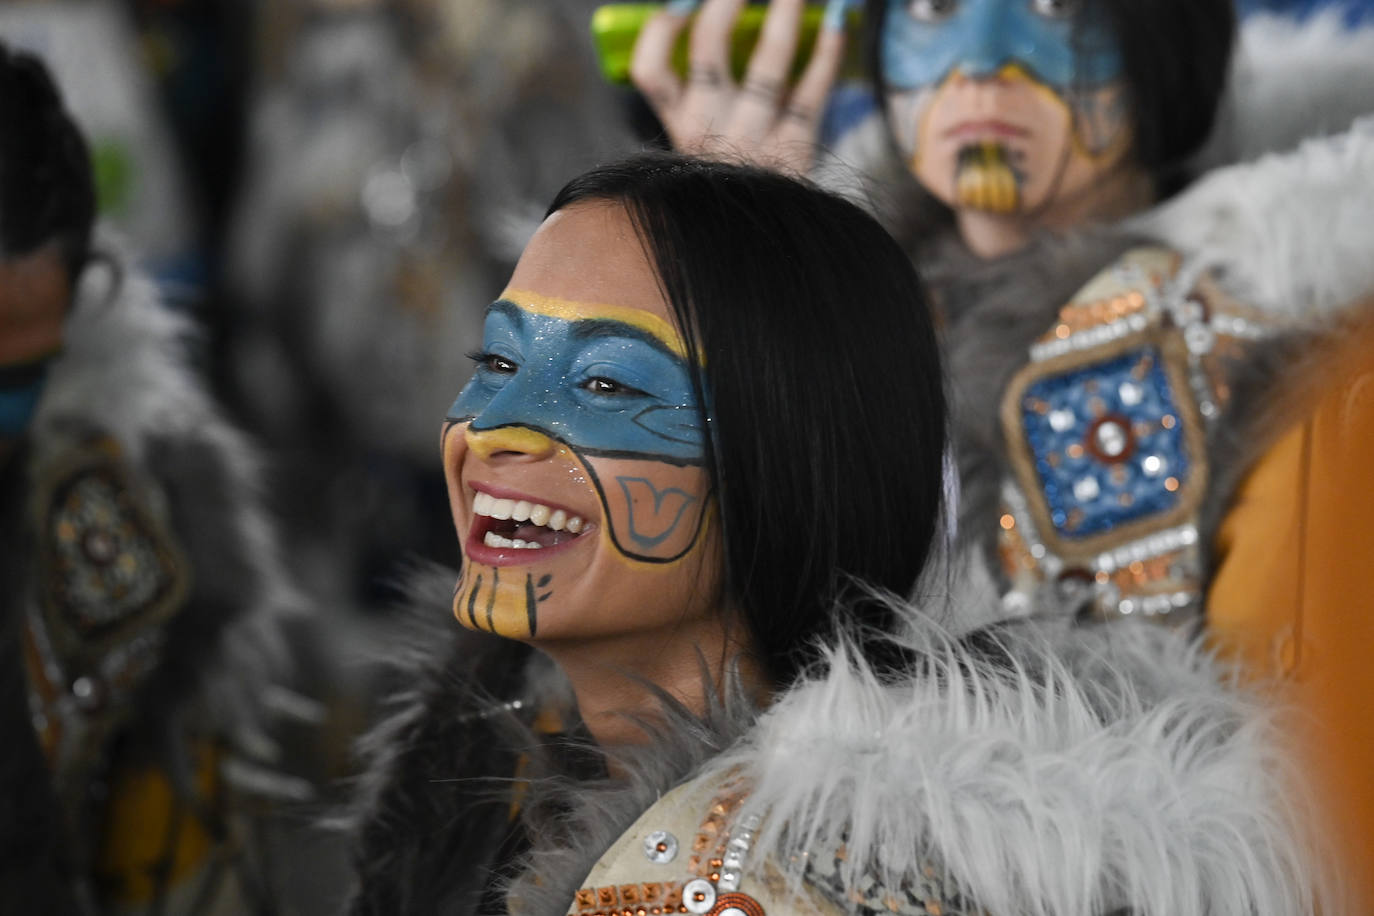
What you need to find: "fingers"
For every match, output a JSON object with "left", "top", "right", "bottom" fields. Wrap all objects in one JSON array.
[
  {"left": 630, "top": 3, "right": 695, "bottom": 111},
  {"left": 688, "top": 0, "right": 748, "bottom": 86},
  {"left": 785, "top": 14, "right": 847, "bottom": 127},
  {"left": 741, "top": 0, "right": 806, "bottom": 98}
]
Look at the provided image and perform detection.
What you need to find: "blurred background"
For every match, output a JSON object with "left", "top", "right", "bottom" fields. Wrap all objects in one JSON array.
[
  {"left": 5, "top": 0, "right": 1367, "bottom": 621},
  {"left": 3, "top": 0, "right": 1370, "bottom": 911}
]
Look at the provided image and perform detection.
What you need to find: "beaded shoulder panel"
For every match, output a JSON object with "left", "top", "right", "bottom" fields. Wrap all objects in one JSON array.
[
  {"left": 564, "top": 775, "right": 970, "bottom": 916},
  {"left": 996, "top": 247, "right": 1275, "bottom": 623},
  {"left": 24, "top": 432, "right": 190, "bottom": 800}
]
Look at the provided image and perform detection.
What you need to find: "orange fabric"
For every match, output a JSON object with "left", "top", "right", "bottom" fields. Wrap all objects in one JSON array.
[{"left": 1208, "top": 317, "right": 1374, "bottom": 908}]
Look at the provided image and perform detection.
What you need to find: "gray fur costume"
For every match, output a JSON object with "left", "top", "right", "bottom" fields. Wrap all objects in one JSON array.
[
  {"left": 0, "top": 243, "right": 299, "bottom": 914},
  {"left": 346, "top": 568, "right": 1329, "bottom": 915}
]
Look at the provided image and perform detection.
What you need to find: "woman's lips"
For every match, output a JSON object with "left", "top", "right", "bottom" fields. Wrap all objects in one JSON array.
[
  {"left": 944, "top": 119, "right": 1030, "bottom": 141},
  {"left": 463, "top": 483, "right": 594, "bottom": 567}
]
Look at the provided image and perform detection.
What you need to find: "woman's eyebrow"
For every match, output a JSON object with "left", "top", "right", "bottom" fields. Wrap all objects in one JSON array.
[
  {"left": 485, "top": 299, "right": 527, "bottom": 328},
  {"left": 569, "top": 317, "right": 679, "bottom": 359}
]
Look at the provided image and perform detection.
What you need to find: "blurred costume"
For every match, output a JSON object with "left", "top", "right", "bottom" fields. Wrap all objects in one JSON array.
[
  {"left": 836, "top": 14, "right": 1374, "bottom": 630},
  {"left": 348, "top": 574, "right": 1327, "bottom": 914},
  {"left": 0, "top": 247, "right": 302, "bottom": 913}
]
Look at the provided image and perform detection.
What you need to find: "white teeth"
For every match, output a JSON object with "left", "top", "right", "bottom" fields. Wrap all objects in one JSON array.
[
  {"left": 471, "top": 492, "right": 589, "bottom": 539},
  {"left": 482, "top": 531, "right": 542, "bottom": 549}
]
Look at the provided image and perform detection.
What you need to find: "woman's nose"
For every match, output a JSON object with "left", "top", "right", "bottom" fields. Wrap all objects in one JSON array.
[{"left": 464, "top": 424, "right": 556, "bottom": 460}]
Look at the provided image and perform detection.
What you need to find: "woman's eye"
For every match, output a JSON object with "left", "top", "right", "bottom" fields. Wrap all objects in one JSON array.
[
  {"left": 1029, "top": 0, "right": 1078, "bottom": 19},
  {"left": 582, "top": 376, "right": 647, "bottom": 397},
  {"left": 907, "top": 0, "right": 958, "bottom": 22},
  {"left": 471, "top": 351, "right": 518, "bottom": 375}
]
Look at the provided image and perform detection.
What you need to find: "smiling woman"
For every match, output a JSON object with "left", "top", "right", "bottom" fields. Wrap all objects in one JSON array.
[
  {"left": 437, "top": 153, "right": 945, "bottom": 736},
  {"left": 347, "top": 153, "right": 1330, "bottom": 916}
]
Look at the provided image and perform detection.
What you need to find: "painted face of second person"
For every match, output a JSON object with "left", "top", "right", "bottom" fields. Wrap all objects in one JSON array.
[
  {"left": 441, "top": 201, "right": 725, "bottom": 644},
  {"left": 882, "top": 0, "right": 1132, "bottom": 218}
]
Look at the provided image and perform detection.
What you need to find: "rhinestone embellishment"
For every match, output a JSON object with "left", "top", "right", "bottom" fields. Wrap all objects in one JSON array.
[
  {"left": 682, "top": 878, "right": 716, "bottom": 914},
  {"left": 644, "top": 830, "right": 679, "bottom": 865}
]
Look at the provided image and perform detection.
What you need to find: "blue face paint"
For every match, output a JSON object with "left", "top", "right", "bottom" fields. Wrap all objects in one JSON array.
[
  {"left": 882, "top": 0, "right": 1122, "bottom": 91},
  {"left": 448, "top": 300, "right": 707, "bottom": 465},
  {"left": 0, "top": 361, "right": 51, "bottom": 439}
]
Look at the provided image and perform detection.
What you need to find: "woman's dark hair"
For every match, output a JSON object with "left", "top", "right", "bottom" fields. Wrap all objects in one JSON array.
[
  {"left": 547, "top": 152, "right": 946, "bottom": 687},
  {"left": 864, "top": 0, "right": 1236, "bottom": 196},
  {"left": 0, "top": 43, "right": 96, "bottom": 283}
]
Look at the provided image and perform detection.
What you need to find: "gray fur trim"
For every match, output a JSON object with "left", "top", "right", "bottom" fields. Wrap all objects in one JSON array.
[
  {"left": 1137, "top": 116, "right": 1374, "bottom": 323},
  {"left": 1194, "top": 13, "right": 1374, "bottom": 175},
  {"left": 709, "top": 611, "right": 1335, "bottom": 915}
]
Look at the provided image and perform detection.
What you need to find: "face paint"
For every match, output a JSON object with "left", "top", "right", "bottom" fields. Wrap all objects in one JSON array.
[
  {"left": 881, "top": 0, "right": 1132, "bottom": 222},
  {"left": 443, "top": 202, "right": 725, "bottom": 643},
  {"left": 882, "top": 0, "right": 1121, "bottom": 93},
  {"left": 0, "top": 250, "right": 70, "bottom": 451},
  {"left": 0, "top": 359, "right": 52, "bottom": 439}
]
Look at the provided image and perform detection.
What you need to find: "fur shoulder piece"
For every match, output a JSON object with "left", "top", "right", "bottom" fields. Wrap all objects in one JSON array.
[
  {"left": 35, "top": 236, "right": 227, "bottom": 463},
  {"left": 25, "top": 234, "right": 297, "bottom": 762},
  {"left": 1135, "top": 115, "right": 1374, "bottom": 325},
  {"left": 688, "top": 616, "right": 1334, "bottom": 916}
]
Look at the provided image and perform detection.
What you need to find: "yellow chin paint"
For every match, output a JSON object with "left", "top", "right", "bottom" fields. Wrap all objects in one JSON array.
[
  {"left": 955, "top": 142, "right": 1021, "bottom": 214},
  {"left": 453, "top": 562, "right": 543, "bottom": 639}
]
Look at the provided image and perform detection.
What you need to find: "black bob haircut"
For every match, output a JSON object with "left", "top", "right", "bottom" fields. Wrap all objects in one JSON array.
[
  {"left": 0, "top": 43, "right": 96, "bottom": 282},
  {"left": 547, "top": 152, "right": 947, "bottom": 687},
  {"left": 864, "top": 0, "right": 1236, "bottom": 194}
]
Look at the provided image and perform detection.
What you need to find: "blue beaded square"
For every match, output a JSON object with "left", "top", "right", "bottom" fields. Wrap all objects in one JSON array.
[{"left": 1021, "top": 346, "right": 1191, "bottom": 539}]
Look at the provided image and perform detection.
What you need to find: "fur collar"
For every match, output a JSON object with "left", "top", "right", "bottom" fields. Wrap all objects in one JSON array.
[
  {"left": 709, "top": 616, "right": 1331, "bottom": 915},
  {"left": 349, "top": 578, "right": 1333, "bottom": 914},
  {"left": 1135, "top": 115, "right": 1374, "bottom": 324}
]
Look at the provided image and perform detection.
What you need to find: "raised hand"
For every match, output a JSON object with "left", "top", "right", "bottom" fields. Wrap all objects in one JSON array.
[{"left": 630, "top": 0, "right": 848, "bottom": 174}]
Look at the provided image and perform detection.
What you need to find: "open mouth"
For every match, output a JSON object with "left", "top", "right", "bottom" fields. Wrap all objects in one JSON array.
[{"left": 469, "top": 490, "right": 590, "bottom": 554}]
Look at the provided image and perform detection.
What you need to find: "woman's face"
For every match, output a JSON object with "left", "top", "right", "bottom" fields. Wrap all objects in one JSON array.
[
  {"left": 881, "top": 0, "right": 1131, "bottom": 217},
  {"left": 442, "top": 201, "right": 723, "bottom": 644}
]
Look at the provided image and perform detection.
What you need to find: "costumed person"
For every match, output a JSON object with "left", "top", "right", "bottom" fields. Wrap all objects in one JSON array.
[
  {"left": 0, "top": 45, "right": 308, "bottom": 914},
  {"left": 626, "top": 3, "right": 1374, "bottom": 898},
  {"left": 346, "top": 152, "right": 1333, "bottom": 915},
  {"left": 627, "top": 0, "right": 1374, "bottom": 625}
]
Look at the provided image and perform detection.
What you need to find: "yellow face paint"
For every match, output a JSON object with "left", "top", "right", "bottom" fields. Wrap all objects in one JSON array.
[{"left": 501, "top": 286, "right": 690, "bottom": 359}]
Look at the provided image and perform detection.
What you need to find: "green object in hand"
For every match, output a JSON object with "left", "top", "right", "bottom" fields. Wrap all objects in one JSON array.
[{"left": 590, "top": 3, "right": 864, "bottom": 87}]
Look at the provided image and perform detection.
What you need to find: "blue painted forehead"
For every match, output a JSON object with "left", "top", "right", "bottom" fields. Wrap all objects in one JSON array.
[
  {"left": 881, "top": 0, "right": 1122, "bottom": 91},
  {"left": 448, "top": 300, "right": 708, "bottom": 465}
]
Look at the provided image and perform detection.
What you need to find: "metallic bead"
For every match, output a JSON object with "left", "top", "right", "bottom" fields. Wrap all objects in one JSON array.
[
  {"left": 1184, "top": 323, "right": 1215, "bottom": 354},
  {"left": 1118, "top": 381, "right": 1144, "bottom": 407},
  {"left": 1093, "top": 420, "right": 1129, "bottom": 458},
  {"left": 1073, "top": 476, "right": 1101, "bottom": 502},
  {"left": 1048, "top": 408, "right": 1076, "bottom": 432},
  {"left": 71, "top": 675, "right": 105, "bottom": 712},
  {"left": 717, "top": 868, "right": 741, "bottom": 892},
  {"left": 1141, "top": 455, "right": 1165, "bottom": 477},
  {"left": 644, "top": 831, "right": 679, "bottom": 865},
  {"left": 682, "top": 879, "right": 715, "bottom": 914}
]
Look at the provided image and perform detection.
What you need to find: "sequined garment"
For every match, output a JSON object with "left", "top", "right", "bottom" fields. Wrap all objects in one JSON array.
[{"left": 997, "top": 246, "right": 1275, "bottom": 623}]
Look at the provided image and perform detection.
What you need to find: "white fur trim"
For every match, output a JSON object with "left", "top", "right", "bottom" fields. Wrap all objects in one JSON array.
[
  {"left": 702, "top": 618, "right": 1331, "bottom": 915},
  {"left": 1136, "top": 116, "right": 1374, "bottom": 324},
  {"left": 1196, "top": 12, "right": 1374, "bottom": 173}
]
